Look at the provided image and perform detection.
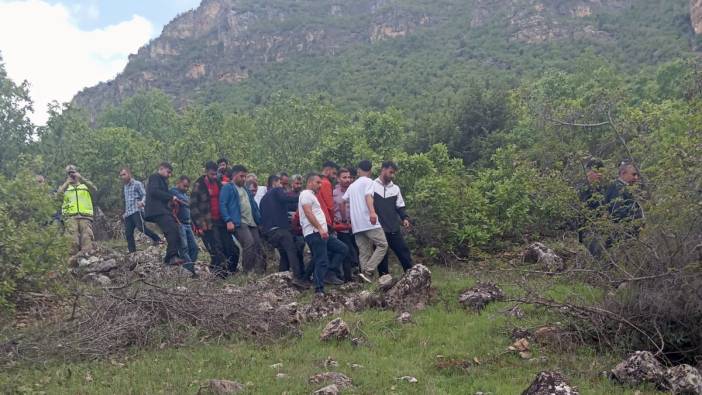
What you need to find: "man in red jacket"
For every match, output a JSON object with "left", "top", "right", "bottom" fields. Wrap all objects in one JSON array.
[{"left": 319, "top": 161, "right": 338, "bottom": 222}]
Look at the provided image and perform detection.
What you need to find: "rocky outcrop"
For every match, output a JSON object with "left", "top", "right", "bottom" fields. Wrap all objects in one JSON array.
[
  {"left": 610, "top": 351, "right": 666, "bottom": 387},
  {"left": 471, "top": 0, "right": 629, "bottom": 43},
  {"left": 523, "top": 242, "right": 565, "bottom": 272},
  {"left": 72, "top": 0, "right": 435, "bottom": 118},
  {"left": 458, "top": 282, "right": 504, "bottom": 311}
]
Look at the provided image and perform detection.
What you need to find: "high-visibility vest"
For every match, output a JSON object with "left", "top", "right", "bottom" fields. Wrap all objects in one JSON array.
[{"left": 62, "top": 183, "right": 94, "bottom": 217}]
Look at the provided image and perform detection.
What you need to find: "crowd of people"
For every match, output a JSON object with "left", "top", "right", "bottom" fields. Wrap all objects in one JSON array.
[
  {"left": 59, "top": 159, "right": 414, "bottom": 295},
  {"left": 56, "top": 156, "right": 643, "bottom": 294}
]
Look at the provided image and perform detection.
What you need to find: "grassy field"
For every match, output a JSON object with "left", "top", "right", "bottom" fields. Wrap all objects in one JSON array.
[{"left": 0, "top": 257, "right": 659, "bottom": 394}]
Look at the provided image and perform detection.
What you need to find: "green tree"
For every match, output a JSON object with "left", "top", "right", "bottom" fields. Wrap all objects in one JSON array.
[{"left": 0, "top": 55, "right": 34, "bottom": 175}]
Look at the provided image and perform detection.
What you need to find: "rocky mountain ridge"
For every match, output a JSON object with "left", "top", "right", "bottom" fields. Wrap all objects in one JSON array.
[{"left": 72, "top": 0, "right": 700, "bottom": 118}]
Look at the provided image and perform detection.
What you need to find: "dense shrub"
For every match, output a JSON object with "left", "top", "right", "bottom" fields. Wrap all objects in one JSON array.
[
  {"left": 406, "top": 145, "right": 576, "bottom": 258},
  {"left": 0, "top": 172, "right": 69, "bottom": 310}
]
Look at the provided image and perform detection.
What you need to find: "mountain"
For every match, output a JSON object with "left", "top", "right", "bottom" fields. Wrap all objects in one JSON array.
[{"left": 72, "top": 0, "right": 700, "bottom": 118}]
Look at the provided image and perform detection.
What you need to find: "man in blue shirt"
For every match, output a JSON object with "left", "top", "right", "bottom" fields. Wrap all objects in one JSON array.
[
  {"left": 220, "top": 165, "right": 265, "bottom": 274},
  {"left": 171, "top": 176, "right": 199, "bottom": 263},
  {"left": 119, "top": 167, "right": 162, "bottom": 253}
]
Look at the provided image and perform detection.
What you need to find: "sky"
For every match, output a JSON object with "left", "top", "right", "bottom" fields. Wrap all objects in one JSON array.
[{"left": 0, "top": 0, "right": 202, "bottom": 124}]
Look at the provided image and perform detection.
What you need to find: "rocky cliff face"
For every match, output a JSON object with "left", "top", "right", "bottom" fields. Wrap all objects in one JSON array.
[
  {"left": 71, "top": 0, "right": 684, "bottom": 118},
  {"left": 72, "top": 0, "right": 434, "bottom": 117}
]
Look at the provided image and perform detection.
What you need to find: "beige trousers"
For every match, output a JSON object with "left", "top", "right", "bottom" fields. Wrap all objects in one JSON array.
[
  {"left": 354, "top": 227, "right": 388, "bottom": 273},
  {"left": 65, "top": 216, "right": 95, "bottom": 254}
]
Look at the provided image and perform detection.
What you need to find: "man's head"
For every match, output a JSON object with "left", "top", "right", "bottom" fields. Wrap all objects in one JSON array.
[
  {"left": 65, "top": 164, "right": 79, "bottom": 182},
  {"left": 278, "top": 172, "right": 289, "bottom": 190},
  {"left": 176, "top": 175, "right": 191, "bottom": 193},
  {"left": 204, "top": 161, "right": 218, "bottom": 181},
  {"left": 291, "top": 174, "right": 303, "bottom": 193},
  {"left": 585, "top": 158, "right": 604, "bottom": 185},
  {"left": 268, "top": 174, "right": 281, "bottom": 189},
  {"left": 35, "top": 175, "right": 46, "bottom": 185},
  {"left": 229, "top": 165, "right": 248, "bottom": 187},
  {"left": 217, "top": 157, "right": 229, "bottom": 173},
  {"left": 380, "top": 161, "right": 398, "bottom": 184},
  {"left": 322, "top": 160, "right": 339, "bottom": 182},
  {"left": 305, "top": 172, "right": 322, "bottom": 193},
  {"left": 119, "top": 167, "right": 133, "bottom": 184},
  {"left": 618, "top": 162, "right": 640, "bottom": 185},
  {"left": 157, "top": 162, "right": 173, "bottom": 178},
  {"left": 357, "top": 160, "right": 372, "bottom": 177},
  {"left": 245, "top": 173, "right": 259, "bottom": 193},
  {"left": 338, "top": 168, "right": 352, "bottom": 189}
]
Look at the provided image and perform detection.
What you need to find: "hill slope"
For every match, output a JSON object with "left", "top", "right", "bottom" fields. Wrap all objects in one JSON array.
[{"left": 72, "top": 0, "right": 700, "bottom": 118}]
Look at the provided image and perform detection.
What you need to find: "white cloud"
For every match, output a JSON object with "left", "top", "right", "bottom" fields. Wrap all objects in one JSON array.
[{"left": 0, "top": 0, "right": 154, "bottom": 124}]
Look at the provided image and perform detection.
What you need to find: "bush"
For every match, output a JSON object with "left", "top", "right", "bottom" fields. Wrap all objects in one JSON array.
[
  {"left": 407, "top": 145, "right": 576, "bottom": 259},
  {"left": 0, "top": 172, "right": 69, "bottom": 310}
]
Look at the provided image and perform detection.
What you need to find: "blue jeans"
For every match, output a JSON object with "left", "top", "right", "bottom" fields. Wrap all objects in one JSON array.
[
  {"left": 179, "top": 223, "right": 199, "bottom": 263},
  {"left": 305, "top": 233, "right": 348, "bottom": 292}
]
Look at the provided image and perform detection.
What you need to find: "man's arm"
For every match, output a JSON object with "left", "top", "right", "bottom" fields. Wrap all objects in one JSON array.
[
  {"left": 57, "top": 179, "right": 71, "bottom": 194},
  {"left": 365, "top": 194, "right": 378, "bottom": 225},
  {"left": 136, "top": 181, "right": 146, "bottom": 208},
  {"left": 146, "top": 175, "right": 173, "bottom": 202},
  {"left": 78, "top": 174, "right": 98, "bottom": 192},
  {"left": 302, "top": 204, "right": 328, "bottom": 239}
]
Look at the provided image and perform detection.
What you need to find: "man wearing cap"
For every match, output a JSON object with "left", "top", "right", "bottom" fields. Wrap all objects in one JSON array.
[{"left": 58, "top": 165, "right": 98, "bottom": 254}]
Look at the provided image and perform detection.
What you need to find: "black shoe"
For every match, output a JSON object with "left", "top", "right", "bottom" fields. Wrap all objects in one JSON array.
[
  {"left": 324, "top": 274, "right": 344, "bottom": 286},
  {"left": 292, "top": 278, "right": 311, "bottom": 289}
]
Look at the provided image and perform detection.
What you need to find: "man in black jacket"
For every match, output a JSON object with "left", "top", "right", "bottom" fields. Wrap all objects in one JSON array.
[
  {"left": 260, "top": 175, "right": 306, "bottom": 286},
  {"left": 145, "top": 162, "right": 187, "bottom": 269},
  {"left": 373, "top": 161, "right": 413, "bottom": 275}
]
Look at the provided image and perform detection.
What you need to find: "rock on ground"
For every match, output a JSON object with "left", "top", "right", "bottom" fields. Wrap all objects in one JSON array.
[
  {"left": 81, "top": 273, "right": 112, "bottom": 287},
  {"left": 309, "top": 371, "right": 353, "bottom": 390},
  {"left": 378, "top": 274, "right": 395, "bottom": 291},
  {"left": 458, "top": 282, "right": 504, "bottom": 311},
  {"left": 313, "top": 384, "right": 339, "bottom": 395},
  {"left": 384, "top": 264, "right": 432, "bottom": 309},
  {"left": 521, "top": 371, "right": 579, "bottom": 395},
  {"left": 320, "top": 318, "right": 350, "bottom": 341},
  {"left": 198, "top": 379, "right": 244, "bottom": 394},
  {"left": 663, "top": 364, "right": 702, "bottom": 395},
  {"left": 523, "top": 242, "right": 565, "bottom": 272},
  {"left": 397, "top": 312, "right": 412, "bottom": 324},
  {"left": 610, "top": 351, "right": 665, "bottom": 387}
]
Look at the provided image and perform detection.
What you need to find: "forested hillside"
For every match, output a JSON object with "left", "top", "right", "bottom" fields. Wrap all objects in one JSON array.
[
  {"left": 2, "top": 1, "right": 702, "bottom": 393},
  {"left": 73, "top": 0, "right": 700, "bottom": 118}
]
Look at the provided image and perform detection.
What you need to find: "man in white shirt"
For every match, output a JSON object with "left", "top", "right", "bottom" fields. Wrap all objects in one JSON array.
[
  {"left": 343, "top": 160, "right": 388, "bottom": 282},
  {"left": 299, "top": 173, "right": 348, "bottom": 295}
]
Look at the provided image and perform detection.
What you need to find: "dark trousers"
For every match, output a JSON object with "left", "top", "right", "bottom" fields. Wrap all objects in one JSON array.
[
  {"left": 202, "top": 220, "right": 239, "bottom": 274},
  {"left": 378, "top": 231, "right": 413, "bottom": 275},
  {"left": 151, "top": 214, "right": 180, "bottom": 263},
  {"left": 235, "top": 225, "right": 266, "bottom": 274},
  {"left": 124, "top": 212, "right": 161, "bottom": 253},
  {"left": 266, "top": 228, "right": 304, "bottom": 280},
  {"left": 337, "top": 232, "right": 359, "bottom": 281},
  {"left": 305, "top": 233, "right": 348, "bottom": 292}
]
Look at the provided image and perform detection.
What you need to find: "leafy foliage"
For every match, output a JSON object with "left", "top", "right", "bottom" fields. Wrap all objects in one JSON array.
[{"left": 0, "top": 172, "right": 68, "bottom": 310}]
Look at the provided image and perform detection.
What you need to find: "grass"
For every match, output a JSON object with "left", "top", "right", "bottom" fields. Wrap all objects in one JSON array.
[{"left": 0, "top": 259, "right": 659, "bottom": 394}]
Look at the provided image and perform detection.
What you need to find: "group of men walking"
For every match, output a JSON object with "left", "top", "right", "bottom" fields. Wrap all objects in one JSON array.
[{"left": 58, "top": 158, "right": 415, "bottom": 294}]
